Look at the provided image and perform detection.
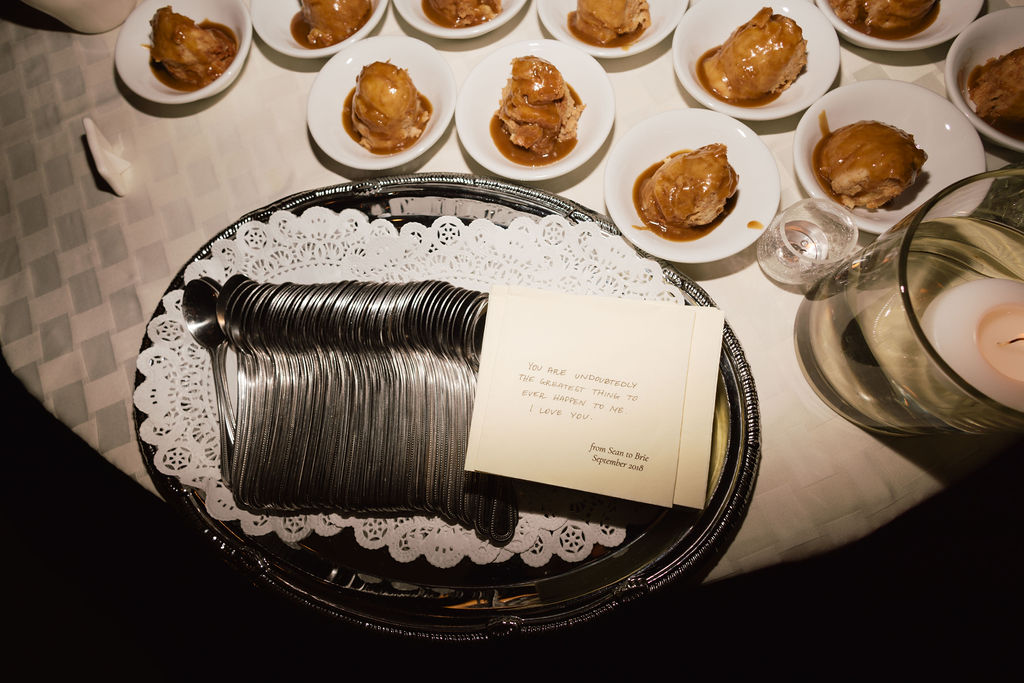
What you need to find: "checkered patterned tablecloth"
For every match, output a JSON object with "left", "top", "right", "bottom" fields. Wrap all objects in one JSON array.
[{"left": 1, "top": 0, "right": 1021, "bottom": 581}]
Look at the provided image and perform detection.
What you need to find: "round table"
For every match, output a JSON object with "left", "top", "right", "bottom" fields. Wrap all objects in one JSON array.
[{"left": 1, "top": 0, "right": 1021, "bottom": 588}]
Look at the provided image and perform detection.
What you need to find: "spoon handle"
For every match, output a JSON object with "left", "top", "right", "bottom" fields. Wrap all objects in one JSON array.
[{"left": 211, "top": 342, "right": 235, "bottom": 477}]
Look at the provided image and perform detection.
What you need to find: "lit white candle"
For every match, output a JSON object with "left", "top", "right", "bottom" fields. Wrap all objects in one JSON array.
[{"left": 921, "top": 278, "right": 1024, "bottom": 413}]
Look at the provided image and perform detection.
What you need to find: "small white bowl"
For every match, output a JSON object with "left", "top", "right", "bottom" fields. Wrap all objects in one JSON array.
[
  {"left": 672, "top": 0, "right": 840, "bottom": 121},
  {"left": 114, "top": 0, "right": 252, "bottom": 104},
  {"left": 944, "top": 7, "right": 1024, "bottom": 154},
  {"left": 814, "top": 0, "right": 982, "bottom": 51},
  {"left": 251, "top": 0, "right": 388, "bottom": 59},
  {"left": 455, "top": 39, "right": 615, "bottom": 182},
  {"left": 604, "top": 108, "right": 781, "bottom": 264},
  {"left": 307, "top": 35, "right": 457, "bottom": 170},
  {"left": 392, "top": 0, "right": 528, "bottom": 40},
  {"left": 793, "top": 79, "right": 986, "bottom": 235},
  {"left": 537, "top": 0, "right": 688, "bottom": 60}
]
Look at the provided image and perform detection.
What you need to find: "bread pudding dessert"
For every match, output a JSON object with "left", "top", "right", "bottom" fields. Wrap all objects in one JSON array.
[
  {"left": 292, "top": 0, "right": 373, "bottom": 48},
  {"left": 149, "top": 6, "right": 237, "bottom": 90},
  {"left": 634, "top": 144, "right": 739, "bottom": 239},
  {"left": 347, "top": 61, "right": 431, "bottom": 154},
  {"left": 968, "top": 46, "right": 1024, "bottom": 141},
  {"left": 814, "top": 120, "right": 927, "bottom": 210},
  {"left": 828, "top": 0, "right": 939, "bottom": 38},
  {"left": 699, "top": 7, "right": 807, "bottom": 105},
  {"left": 423, "top": 0, "right": 501, "bottom": 28},
  {"left": 492, "top": 56, "right": 585, "bottom": 165},
  {"left": 568, "top": 0, "right": 651, "bottom": 47}
]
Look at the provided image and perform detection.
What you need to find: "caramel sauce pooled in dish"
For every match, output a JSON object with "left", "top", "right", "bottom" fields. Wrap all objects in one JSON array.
[{"left": 489, "top": 113, "right": 578, "bottom": 166}]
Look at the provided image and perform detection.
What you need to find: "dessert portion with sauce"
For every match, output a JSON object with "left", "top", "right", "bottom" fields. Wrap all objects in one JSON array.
[
  {"left": 634, "top": 144, "right": 739, "bottom": 241},
  {"left": 293, "top": 0, "right": 373, "bottom": 48},
  {"left": 568, "top": 0, "right": 651, "bottom": 47},
  {"left": 149, "top": 6, "right": 238, "bottom": 91},
  {"left": 346, "top": 61, "right": 431, "bottom": 154},
  {"left": 699, "top": 7, "right": 807, "bottom": 106},
  {"left": 828, "top": 0, "right": 939, "bottom": 39},
  {"left": 492, "top": 56, "right": 585, "bottom": 166},
  {"left": 968, "top": 46, "right": 1024, "bottom": 141},
  {"left": 814, "top": 120, "right": 927, "bottom": 210},
  {"left": 423, "top": 0, "right": 501, "bottom": 28}
]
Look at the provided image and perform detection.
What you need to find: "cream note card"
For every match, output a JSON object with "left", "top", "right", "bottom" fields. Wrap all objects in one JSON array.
[{"left": 465, "top": 286, "right": 724, "bottom": 509}]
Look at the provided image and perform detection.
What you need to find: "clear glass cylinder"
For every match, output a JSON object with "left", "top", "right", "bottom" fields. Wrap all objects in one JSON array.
[{"left": 794, "top": 165, "right": 1024, "bottom": 435}]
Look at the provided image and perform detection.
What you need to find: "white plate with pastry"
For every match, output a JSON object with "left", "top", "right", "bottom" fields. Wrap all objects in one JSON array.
[
  {"left": 793, "top": 79, "right": 986, "bottom": 235},
  {"left": 251, "top": 0, "right": 388, "bottom": 59},
  {"left": 455, "top": 39, "right": 615, "bottom": 182},
  {"left": 114, "top": 0, "right": 252, "bottom": 105},
  {"left": 392, "top": 0, "right": 528, "bottom": 40},
  {"left": 814, "top": 0, "right": 983, "bottom": 51},
  {"left": 603, "top": 108, "right": 781, "bottom": 264},
  {"left": 307, "top": 35, "right": 457, "bottom": 170},
  {"left": 537, "top": 0, "right": 688, "bottom": 60},
  {"left": 944, "top": 6, "right": 1024, "bottom": 154},
  {"left": 672, "top": 0, "right": 840, "bottom": 121}
]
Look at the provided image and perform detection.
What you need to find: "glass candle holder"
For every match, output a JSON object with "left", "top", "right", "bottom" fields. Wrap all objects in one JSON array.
[
  {"left": 794, "top": 165, "right": 1024, "bottom": 436},
  {"left": 756, "top": 198, "right": 859, "bottom": 287}
]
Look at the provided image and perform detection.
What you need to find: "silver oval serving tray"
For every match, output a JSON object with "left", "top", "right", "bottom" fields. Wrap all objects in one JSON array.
[{"left": 133, "top": 172, "right": 761, "bottom": 640}]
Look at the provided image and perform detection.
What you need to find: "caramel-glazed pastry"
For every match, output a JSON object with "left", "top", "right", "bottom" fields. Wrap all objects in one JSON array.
[
  {"left": 968, "top": 46, "right": 1024, "bottom": 135},
  {"left": 300, "top": 0, "right": 373, "bottom": 47},
  {"left": 149, "top": 6, "right": 237, "bottom": 89},
  {"left": 701, "top": 7, "right": 807, "bottom": 103},
  {"left": 497, "top": 56, "right": 585, "bottom": 156},
  {"left": 351, "top": 61, "right": 430, "bottom": 153},
  {"left": 829, "top": 0, "right": 937, "bottom": 33},
  {"left": 426, "top": 0, "right": 501, "bottom": 27},
  {"left": 570, "top": 0, "right": 651, "bottom": 45},
  {"left": 815, "top": 121, "right": 927, "bottom": 210},
  {"left": 638, "top": 144, "right": 739, "bottom": 231}
]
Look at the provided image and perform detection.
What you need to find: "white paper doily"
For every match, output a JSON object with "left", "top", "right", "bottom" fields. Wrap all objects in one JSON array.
[{"left": 134, "top": 207, "right": 690, "bottom": 569}]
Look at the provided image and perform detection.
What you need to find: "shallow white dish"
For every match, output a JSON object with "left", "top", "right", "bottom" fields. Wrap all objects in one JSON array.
[
  {"left": 672, "top": 0, "right": 840, "bottom": 121},
  {"left": 251, "top": 0, "right": 388, "bottom": 59},
  {"left": 537, "top": 0, "right": 688, "bottom": 60},
  {"left": 944, "top": 7, "right": 1024, "bottom": 154},
  {"left": 114, "top": 0, "right": 252, "bottom": 104},
  {"left": 455, "top": 39, "right": 615, "bottom": 182},
  {"left": 603, "top": 109, "right": 780, "bottom": 264},
  {"left": 307, "top": 35, "right": 456, "bottom": 170},
  {"left": 392, "top": 0, "right": 527, "bottom": 39},
  {"left": 814, "top": 0, "right": 982, "bottom": 51},
  {"left": 793, "top": 79, "right": 986, "bottom": 235}
]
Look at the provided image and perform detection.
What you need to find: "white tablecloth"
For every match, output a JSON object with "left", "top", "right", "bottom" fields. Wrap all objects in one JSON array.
[{"left": 1, "top": 0, "right": 1021, "bottom": 582}]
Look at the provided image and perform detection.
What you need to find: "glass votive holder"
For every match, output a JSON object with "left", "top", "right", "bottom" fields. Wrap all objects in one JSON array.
[
  {"left": 756, "top": 198, "right": 859, "bottom": 287},
  {"left": 793, "top": 165, "right": 1024, "bottom": 435}
]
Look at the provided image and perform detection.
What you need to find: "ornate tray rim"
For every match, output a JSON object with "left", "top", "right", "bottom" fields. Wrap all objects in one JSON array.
[{"left": 132, "top": 172, "right": 761, "bottom": 640}]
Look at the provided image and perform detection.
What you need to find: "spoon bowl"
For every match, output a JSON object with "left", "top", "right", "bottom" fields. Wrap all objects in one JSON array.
[{"left": 183, "top": 277, "right": 227, "bottom": 349}]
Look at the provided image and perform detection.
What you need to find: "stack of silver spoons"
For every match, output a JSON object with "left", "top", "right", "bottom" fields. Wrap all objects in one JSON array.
[{"left": 185, "top": 275, "right": 517, "bottom": 546}]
